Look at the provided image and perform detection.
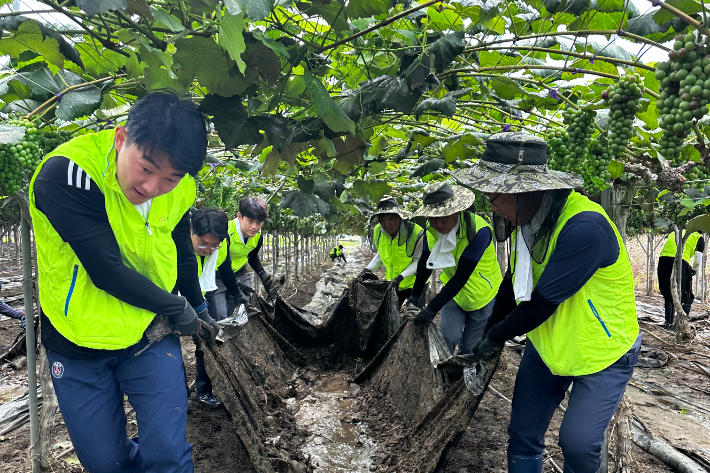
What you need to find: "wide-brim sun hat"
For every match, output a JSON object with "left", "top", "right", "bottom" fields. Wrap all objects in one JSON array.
[
  {"left": 371, "top": 196, "right": 412, "bottom": 220},
  {"left": 411, "top": 182, "right": 476, "bottom": 218},
  {"left": 454, "top": 132, "right": 582, "bottom": 194}
]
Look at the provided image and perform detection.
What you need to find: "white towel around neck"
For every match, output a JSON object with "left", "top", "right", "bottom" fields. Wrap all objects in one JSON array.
[
  {"left": 513, "top": 228, "right": 534, "bottom": 302},
  {"left": 198, "top": 250, "right": 220, "bottom": 293},
  {"left": 426, "top": 218, "right": 460, "bottom": 270}
]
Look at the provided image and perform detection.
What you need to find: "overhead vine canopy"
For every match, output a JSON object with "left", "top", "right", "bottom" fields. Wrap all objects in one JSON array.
[{"left": 0, "top": 0, "right": 710, "bottom": 233}]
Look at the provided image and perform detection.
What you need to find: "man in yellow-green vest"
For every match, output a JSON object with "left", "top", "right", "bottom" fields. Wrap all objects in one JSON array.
[
  {"left": 189, "top": 207, "right": 247, "bottom": 407},
  {"left": 330, "top": 244, "right": 346, "bottom": 263},
  {"left": 29, "top": 91, "right": 213, "bottom": 473},
  {"left": 360, "top": 197, "right": 424, "bottom": 306},
  {"left": 408, "top": 182, "right": 502, "bottom": 355},
  {"left": 458, "top": 132, "right": 640, "bottom": 473},
  {"left": 658, "top": 229, "right": 704, "bottom": 329},
  {"left": 213, "top": 196, "right": 272, "bottom": 318}
]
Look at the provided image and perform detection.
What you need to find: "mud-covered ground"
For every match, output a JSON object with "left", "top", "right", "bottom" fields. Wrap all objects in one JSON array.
[{"left": 1, "top": 243, "right": 710, "bottom": 472}]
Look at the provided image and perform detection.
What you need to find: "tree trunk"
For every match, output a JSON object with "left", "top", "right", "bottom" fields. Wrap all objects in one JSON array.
[
  {"left": 702, "top": 233, "right": 708, "bottom": 302},
  {"left": 613, "top": 396, "right": 633, "bottom": 473},
  {"left": 602, "top": 185, "right": 635, "bottom": 241},
  {"left": 496, "top": 240, "right": 507, "bottom": 276},
  {"left": 633, "top": 419, "right": 706, "bottom": 473},
  {"left": 672, "top": 226, "right": 694, "bottom": 343},
  {"left": 38, "top": 347, "right": 59, "bottom": 469},
  {"left": 646, "top": 233, "right": 656, "bottom": 296}
]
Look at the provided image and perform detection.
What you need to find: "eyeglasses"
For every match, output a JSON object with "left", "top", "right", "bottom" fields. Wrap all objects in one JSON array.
[
  {"left": 486, "top": 193, "right": 502, "bottom": 206},
  {"left": 194, "top": 236, "right": 222, "bottom": 251}
]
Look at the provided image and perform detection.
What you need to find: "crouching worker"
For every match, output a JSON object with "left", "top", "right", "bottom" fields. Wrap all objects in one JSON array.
[
  {"left": 29, "top": 91, "right": 214, "bottom": 473},
  {"left": 459, "top": 132, "right": 640, "bottom": 473},
  {"left": 408, "top": 182, "right": 502, "bottom": 355},
  {"left": 190, "top": 207, "right": 250, "bottom": 406},
  {"left": 213, "top": 196, "right": 273, "bottom": 318},
  {"left": 330, "top": 245, "right": 346, "bottom": 263},
  {"left": 657, "top": 229, "right": 704, "bottom": 329},
  {"left": 360, "top": 197, "right": 424, "bottom": 306}
]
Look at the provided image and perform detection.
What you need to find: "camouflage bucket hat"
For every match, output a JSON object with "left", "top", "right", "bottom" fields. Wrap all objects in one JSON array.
[
  {"left": 455, "top": 132, "right": 582, "bottom": 194},
  {"left": 411, "top": 182, "right": 476, "bottom": 218},
  {"left": 371, "top": 197, "right": 412, "bottom": 220}
]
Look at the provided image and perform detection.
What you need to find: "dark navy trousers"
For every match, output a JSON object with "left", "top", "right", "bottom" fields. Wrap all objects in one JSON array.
[
  {"left": 508, "top": 334, "right": 641, "bottom": 473},
  {"left": 46, "top": 335, "right": 193, "bottom": 473}
]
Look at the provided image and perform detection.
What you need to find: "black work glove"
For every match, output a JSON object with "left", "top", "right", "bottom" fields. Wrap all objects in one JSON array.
[
  {"left": 407, "top": 293, "right": 426, "bottom": 309},
  {"left": 258, "top": 271, "right": 273, "bottom": 291},
  {"left": 415, "top": 306, "right": 436, "bottom": 325},
  {"left": 196, "top": 305, "right": 220, "bottom": 336},
  {"left": 389, "top": 274, "right": 404, "bottom": 290},
  {"left": 169, "top": 299, "right": 201, "bottom": 336},
  {"left": 691, "top": 269, "right": 697, "bottom": 276},
  {"left": 196, "top": 319, "right": 217, "bottom": 344},
  {"left": 359, "top": 268, "right": 379, "bottom": 280},
  {"left": 472, "top": 333, "right": 504, "bottom": 359}
]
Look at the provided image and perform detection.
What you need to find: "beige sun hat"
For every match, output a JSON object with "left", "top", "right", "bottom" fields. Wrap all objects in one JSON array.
[
  {"left": 372, "top": 196, "right": 412, "bottom": 219},
  {"left": 454, "top": 132, "right": 582, "bottom": 193},
  {"left": 411, "top": 182, "right": 476, "bottom": 218}
]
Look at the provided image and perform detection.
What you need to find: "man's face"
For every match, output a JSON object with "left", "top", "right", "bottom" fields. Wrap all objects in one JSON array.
[
  {"left": 191, "top": 230, "right": 222, "bottom": 257},
  {"left": 486, "top": 193, "right": 518, "bottom": 226},
  {"left": 378, "top": 213, "right": 401, "bottom": 237},
  {"left": 114, "top": 126, "right": 185, "bottom": 205},
  {"left": 428, "top": 213, "right": 459, "bottom": 234},
  {"left": 238, "top": 212, "right": 264, "bottom": 238}
]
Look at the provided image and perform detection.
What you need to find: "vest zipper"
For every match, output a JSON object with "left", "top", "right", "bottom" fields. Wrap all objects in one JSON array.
[
  {"left": 64, "top": 264, "right": 79, "bottom": 316},
  {"left": 587, "top": 299, "right": 611, "bottom": 338},
  {"left": 145, "top": 221, "right": 152, "bottom": 235}
]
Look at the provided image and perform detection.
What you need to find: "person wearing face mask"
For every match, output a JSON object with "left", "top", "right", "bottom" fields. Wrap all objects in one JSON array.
[
  {"left": 212, "top": 196, "right": 272, "bottom": 318},
  {"left": 359, "top": 197, "right": 424, "bottom": 306},
  {"left": 29, "top": 91, "right": 212, "bottom": 473},
  {"left": 457, "top": 132, "right": 640, "bottom": 473},
  {"left": 407, "top": 182, "right": 502, "bottom": 355}
]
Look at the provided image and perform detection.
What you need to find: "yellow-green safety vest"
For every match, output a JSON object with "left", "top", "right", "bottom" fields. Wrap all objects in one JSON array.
[
  {"left": 426, "top": 212, "right": 502, "bottom": 312},
  {"left": 196, "top": 242, "right": 229, "bottom": 295},
  {"left": 660, "top": 230, "right": 701, "bottom": 263},
  {"left": 374, "top": 223, "right": 423, "bottom": 290},
  {"left": 29, "top": 129, "right": 196, "bottom": 350},
  {"left": 228, "top": 218, "right": 260, "bottom": 272},
  {"left": 512, "top": 191, "right": 639, "bottom": 376},
  {"left": 331, "top": 247, "right": 341, "bottom": 256}
]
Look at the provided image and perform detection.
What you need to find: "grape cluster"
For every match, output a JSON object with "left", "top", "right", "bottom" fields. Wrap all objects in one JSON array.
[
  {"left": 601, "top": 74, "right": 643, "bottom": 158},
  {"left": 560, "top": 107, "right": 596, "bottom": 174},
  {"left": 547, "top": 129, "right": 570, "bottom": 170},
  {"left": 0, "top": 114, "right": 70, "bottom": 196},
  {"left": 655, "top": 33, "right": 710, "bottom": 160},
  {"left": 581, "top": 137, "right": 612, "bottom": 192},
  {"left": 668, "top": 155, "right": 710, "bottom": 190}
]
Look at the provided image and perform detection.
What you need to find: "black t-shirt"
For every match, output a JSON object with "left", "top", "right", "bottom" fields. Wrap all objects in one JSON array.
[{"left": 33, "top": 156, "right": 204, "bottom": 359}]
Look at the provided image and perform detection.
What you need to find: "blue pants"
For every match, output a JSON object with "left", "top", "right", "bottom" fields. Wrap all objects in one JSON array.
[
  {"left": 507, "top": 334, "right": 641, "bottom": 473},
  {"left": 439, "top": 298, "right": 494, "bottom": 355},
  {"left": 46, "top": 335, "right": 193, "bottom": 473}
]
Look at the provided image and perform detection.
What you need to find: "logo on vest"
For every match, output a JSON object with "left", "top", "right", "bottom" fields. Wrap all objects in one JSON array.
[{"left": 51, "top": 362, "right": 64, "bottom": 379}]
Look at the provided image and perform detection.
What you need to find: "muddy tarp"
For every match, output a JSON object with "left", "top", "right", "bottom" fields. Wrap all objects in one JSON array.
[{"left": 203, "top": 277, "right": 499, "bottom": 473}]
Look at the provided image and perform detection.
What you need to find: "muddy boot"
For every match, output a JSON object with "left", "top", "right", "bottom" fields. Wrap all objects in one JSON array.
[
  {"left": 508, "top": 453, "right": 543, "bottom": 473},
  {"left": 664, "top": 299, "right": 674, "bottom": 329}
]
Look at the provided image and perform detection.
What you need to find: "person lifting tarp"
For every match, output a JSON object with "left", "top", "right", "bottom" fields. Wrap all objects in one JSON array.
[
  {"left": 360, "top": 197, "right": 425, "bottom": 307},
  {"left": 657, "top": 229, "right": 704, "bottom": 329},
  {"left": 406, "top": 182, "right": 502, "bottom": 356},
  {"left": 457, "top": 131, "right": 640, "bottom": 473}
]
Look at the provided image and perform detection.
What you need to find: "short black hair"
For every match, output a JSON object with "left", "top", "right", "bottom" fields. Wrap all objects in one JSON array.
[
  {"left": 239, "top": 196, "right": 268, "bottom": 221},
  {"left": 125, "top": 90, "right": 207, "bottom": 176},
  {"left": 338, "top": 245, "right": 343, "bottom": 249},
  {"left": 191, "top": 207, "right": 229, "bottom": 241}
]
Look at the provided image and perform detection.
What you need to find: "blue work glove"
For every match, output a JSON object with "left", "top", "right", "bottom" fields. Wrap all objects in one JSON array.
[
  {"left": 20, "top": 314, "right": 25, "bottom": 329},
  {"left": 472, "top": 333, "right": 504, "bottom": 358},
  {"left": 415, "top": 306, "right": 436, "bottom": 326},
  {"left": 407, "top": 293, "right": 426, "bottom": 309}
]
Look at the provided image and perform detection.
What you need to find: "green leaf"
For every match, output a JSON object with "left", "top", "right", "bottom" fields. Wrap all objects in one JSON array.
[
  {"left": 304, "top": 70, "right": 355, "bottom": 134},
  {"left": 442, "top": 133, "right": 482, "bottom": 163},
  {"left": 76, "top": 40, "right": 127, "bottom": 76},
  {"left": 414, "top": 94, "right": 457, "bottom": 118},
  {"left": 589, "top": 42, "right": 631, "bottom": 62},
  {"left": 332, "top": 134, "right": 367, "bottom": 174},
  {"left": 478, "top": 50, "right": 519, "bottom": 68},
  {"left": 241, "top": 40, "right": 281, "bottom": 86},
  {"left": 411, "top": 158, "right": 445, "bottom": 177},
  {"left": 144, "top": 66, "right": 186, "bottom": 93},
  {"left": 298, "top": 1, "right": 349, "bottom": 32},
  {"left": 174, "top": 36, "right": 257, "bottom": 97},
  {"left": 263, "top": 142, "right": 309, "bottom": 175},
  {"left": 636, "top": 101, "right": 658, "bottom": 129},
  {"left": 686, "top": 214, "right": 710, "bottom": 234},
  {"left": 0, "top": 16, "right": 83, "bottom": 69},
  {"left": 0, "top": 125, "right": 26, "bottom": 145},
  {"left": 151, "top": 6, "right": 185, "bottom": 32},
  {"left": 75, "top": 0, "right": 127, "bottom": 16},
  {"left": 426, "top": 32, "right": 466, "bottom": 73},
  {"left": 352, "top": 179, "right": 392, "bottom": 201},
  {"left": 280, "top": 190, "right": 330, "bottom": 216},
  {"left": 57, "top": 82, "right": 111, "bottom": 121},
  {"left": 224, "top": 0, "right": 274, "bottom": 20},
  {"left": 492, "top": 77, "right": 526, "bottom": 99},
  {"left": 608, "top": 160, "right": 624, "bottom": 179},
  {"left": 126, "top": 0, "right": 154, "bottom": 20},
  {"left": 219, "top": 13, "right": 247, "bottom": 74},
  {"left": 297, "top": 175, "right": 315, "bottom": 194},
  {"left": 0, "top": 21, "right": 64, "bottom": 68},
  {"left": 346, "top": 0, "right": 392, "bottom": 19},
  {"left": 654, "top": 0, "right": 702, "bottom": 23},
  {"left": 252, "top": 31, "right": 290, "bottom": 58}
]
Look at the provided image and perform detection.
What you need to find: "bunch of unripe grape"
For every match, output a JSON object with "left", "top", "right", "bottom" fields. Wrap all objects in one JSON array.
[
  {"left": 655, "top": 32, "right": 710, "bottom": 160},
  {"left": 581, "top": 137, "right": 612, "bottom": 193},
  {"left": 547, "top": 130, "right": 570, "bottom": 171},
  {"left": 601, "top": 73, "right": 644, "bottom": 158},
  {"left": 560, "top": 107, "right": 596, "bottom": 174}
]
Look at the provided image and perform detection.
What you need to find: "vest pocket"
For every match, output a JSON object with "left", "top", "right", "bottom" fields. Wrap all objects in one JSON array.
[
  {"left": 479, "top": 272, "right": 492, "bottom": 289},
  {"left": 64, "top": 264, "right": 79, "bottom": 317},
  {"left": 587, "top": 299, "right": 611, "bottom": 338}
]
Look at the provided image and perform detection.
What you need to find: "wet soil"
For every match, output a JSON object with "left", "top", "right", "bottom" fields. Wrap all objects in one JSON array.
[{"left": 2, "top": 246, "right": 710, "bottom": 472}]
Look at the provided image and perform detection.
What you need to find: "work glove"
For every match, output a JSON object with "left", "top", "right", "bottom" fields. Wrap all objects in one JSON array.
[
  {"left": 415, "top": 306, "right": 436, "bottom": 326},
  {"left": 691, "top": 269, "right": 697, "bottom": 276},
  {"left": 359, "top": 268, "right": 378, "bottom": 280},
  {"left": 196, "top": 305, "right": 220, "bottom": 338},
  {"left": 258, "top": 271, "right": 273, "bottom": 291},
  {"left": 195, "top": 319, "right": 217, "bottom": 344},
  {"left": 472, "top": 333, "right": 504, "bottom": 359},
  {"left": 169, "top": 299, "right": 201, "bottom": 336},
  {"left": 407, "top": 293, "right": 426, "bottom": 310},
  {"left": 388, "top": 274, "right": 404, "bottom": 290}
]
